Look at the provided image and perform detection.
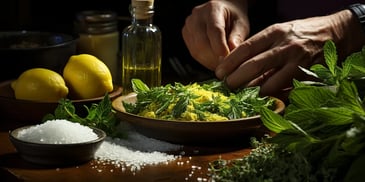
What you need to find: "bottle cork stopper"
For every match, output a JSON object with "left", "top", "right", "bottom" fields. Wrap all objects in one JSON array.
[
  {"left": 131, "top": 0, "right": 154, "bottom": 8},
  {"left": 131, "top": 0, "right": 154, "bottom": 19}
]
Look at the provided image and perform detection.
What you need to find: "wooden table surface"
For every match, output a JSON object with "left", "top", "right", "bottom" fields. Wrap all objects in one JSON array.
[
  {"left": 0, "top": 118, "right": 259, "bottom": 182},
  {"left": 0, "top": 75, "right": 283, "bottom": 182}
]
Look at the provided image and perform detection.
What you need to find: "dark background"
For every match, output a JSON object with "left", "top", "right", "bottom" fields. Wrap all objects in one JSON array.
[{"left": 0, "top": 0, "right": 277, "bottom": 84}]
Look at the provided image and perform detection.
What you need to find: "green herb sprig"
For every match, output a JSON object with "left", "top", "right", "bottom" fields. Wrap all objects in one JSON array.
[
  {"left": 209, "top": 40, "right": 365, "bottom": 181},
  {"left": 43, "top": 94, "right": 125, "bottom": 138},
  {"left": 123, "top": 78, "right": 275, "bottom": 121},
  {"left": 209, "top": 137, "right": 314, "bottom": 182}
]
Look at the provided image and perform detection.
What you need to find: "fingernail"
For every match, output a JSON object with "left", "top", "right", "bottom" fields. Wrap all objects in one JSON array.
[
  {"left": 234, "top": 38, "right": 242, "bottom": 47},
  {"left": 215, "top": 67, "right": 225, "bottom": 79}
]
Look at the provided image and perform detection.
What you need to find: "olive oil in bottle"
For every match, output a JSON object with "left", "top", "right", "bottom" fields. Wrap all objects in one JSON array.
[{"left": 121, "top": 0, "right": 162, "bottom": 94}]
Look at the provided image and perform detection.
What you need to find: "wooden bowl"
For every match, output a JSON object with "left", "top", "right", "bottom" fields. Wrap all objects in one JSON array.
[
  {"left": 0, "top": 80, "right": 122, "bottom": 124},
  {"left": 112, "top": 93, "right": 285, "bottom": 145}
]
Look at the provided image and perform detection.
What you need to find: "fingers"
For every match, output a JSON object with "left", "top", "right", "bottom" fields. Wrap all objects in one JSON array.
[
  {"left": 206, "top": 15, "right": 231, "bottom": 58},
  {"left": 181, "top": 12, "right": 215, "bottom": 67},
  {"left": 226, "top": 15, "right": 249, "bottom": 51},
  {"left": 216, "top": 23, "right": 310, "bottom": 94},
  {"left": 221, "top": 45, "right": 284, "bottom": 89},
  {"left": 256, "top": 64, "right": 297, "bottom": 96},
  {"left": 182, "top": 21, "right": 218, "bottom": 70},
  {"left": 246, "top": 68, "right": 276, "bottom": 88},
  {"left": 215, "top": 27, "right": 278, "bottom": 80},
  {"left": 182, "top": 2, "right": 231, "bottom": 70},
  {"left": 182, "top": 1, "right": 252, "bottom": 71},
  {"left": 218, "top": 37, "right": 317, "bottom": 96}
]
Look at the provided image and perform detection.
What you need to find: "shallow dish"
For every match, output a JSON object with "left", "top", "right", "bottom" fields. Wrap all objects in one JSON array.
[
  {"left": 0, "top": 80, "right": 122, "bottom": 123},
  {"left": 112, "top": 93, "right": 285, "bottom": 145},
  {"left": 9, "top": 125, "right": 106, "bottom": 166}
]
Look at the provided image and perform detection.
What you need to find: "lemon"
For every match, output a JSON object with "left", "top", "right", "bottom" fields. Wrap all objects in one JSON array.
[
  {"left": 11, "top": 68, "right": 69, "bottom": 102},
  {"left": 63, "top": 54, "right": 113, "bottom": 99}
]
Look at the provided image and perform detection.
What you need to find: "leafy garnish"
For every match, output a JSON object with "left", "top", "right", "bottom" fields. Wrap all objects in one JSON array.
[
  {"left": 43, "top": 94, "right": 125, "bottom": 138},
  {"left": 209, "top": 137, "right": 316, "bottom": 182},
  {"left": 123, "top": 79, "right": 275, "bottom": 121},
  {"left": 209, "top": 40, "right": 365, "bottom": 181},
  {"left": 131, "top": 78, "right": 150, "bottom": 93},
  {"left": 260, "top": 40, "right": 365, "bottom": 180}
]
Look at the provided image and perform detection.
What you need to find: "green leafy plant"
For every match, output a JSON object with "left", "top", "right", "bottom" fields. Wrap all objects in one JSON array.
[
  {"left": 261, "top": 40, "right": 365, "bottom": 181},
  {"left": 123, "top": 78, "right": 275, "bottom": 121},
  {"left": 209, "top": 40, "right": 365, "bottom": 181},
  {"left": 43, "top": 94, "right": 125, "bottom": 138}
]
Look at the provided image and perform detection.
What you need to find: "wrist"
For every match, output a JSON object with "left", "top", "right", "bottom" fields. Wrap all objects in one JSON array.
[
  {"left": 327, "top": 8, "right": 365, "bottom": 60},
  {"left": 348, "top": 3, "right": 365, "bottom": 34}
]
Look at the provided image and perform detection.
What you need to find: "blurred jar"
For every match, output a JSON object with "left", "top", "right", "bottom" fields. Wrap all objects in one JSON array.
[{"left": 75, "top": 10, "right": 120, "bottom": 84}]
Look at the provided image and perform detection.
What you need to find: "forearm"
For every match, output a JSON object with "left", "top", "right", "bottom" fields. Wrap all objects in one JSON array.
[
  {"left": 285, "top": 6, "right": 365, "bottom": 62},
  {"left": 329, "top": 7, "right": 365, "bottom": 60}
]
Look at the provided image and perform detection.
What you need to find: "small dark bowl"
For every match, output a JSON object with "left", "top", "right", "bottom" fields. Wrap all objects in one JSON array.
[
  {"left": 0, "top": 31, "right": 77, "bottom": 82},
  {"left": 9, "top": 125, "right": 106, "bottom": 166}
]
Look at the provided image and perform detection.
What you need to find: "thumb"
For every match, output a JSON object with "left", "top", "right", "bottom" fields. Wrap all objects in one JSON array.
[{"left": 227, "top": 21, "right": 249, "bottom": 51}]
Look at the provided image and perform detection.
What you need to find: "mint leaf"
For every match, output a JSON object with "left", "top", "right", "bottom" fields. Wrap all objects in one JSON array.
[
  {"left": 43, "top": 94, "right": 124, "bottom": 138},
  {"left": 287, "top": 85, "right": 336, "bottom": 109},
  {"left": 310, "top": 64, "right": 336, "bottom": 84},
  {"left": 260, "top": 107, "right": 294, "bottom": 133},
  {"left": 345, "top": 51, "right": 365, "bottom": 78},
  {"left": 323, "top": 40, "right": 338, "bottom": 76},
  {"left": 131, "top": 78, "right": 150, "bottom": 93},
  {"left": 337, "top": 79, "right": 365, "bottom": 114}
]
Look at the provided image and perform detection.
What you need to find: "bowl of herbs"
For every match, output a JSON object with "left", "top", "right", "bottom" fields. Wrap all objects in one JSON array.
[{"left": 112, "top": 79, "right": 285, "bottom": 144}]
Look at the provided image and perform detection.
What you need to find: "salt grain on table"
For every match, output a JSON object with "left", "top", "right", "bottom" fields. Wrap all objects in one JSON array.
[
  {"left": 16, "top": 119, "right": 183, "bottom": 173},
  {"left": 16, "top": 119, "right": 98, "bottom": 144},
  {"left": 93, "top": 122, "right": 183, "bottom": 172}
]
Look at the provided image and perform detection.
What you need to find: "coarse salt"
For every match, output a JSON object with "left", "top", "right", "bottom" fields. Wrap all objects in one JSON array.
[
  {"left": 16, "top": 119, "right": 98, "bottom": 144},
  {"left": 93, "top": 122, "right": 182, "bottom": 172},
  {"left": 16, "top": 119, "right": 184, "bottom": 172}
]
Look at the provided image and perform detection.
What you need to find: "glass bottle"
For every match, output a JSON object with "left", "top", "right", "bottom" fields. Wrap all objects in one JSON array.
[
  {"left": 75, "top": 11, "right": 120, "bottom": 84},
  {"left": 121, "top": 0, "right": 162, "bottom": 94}
]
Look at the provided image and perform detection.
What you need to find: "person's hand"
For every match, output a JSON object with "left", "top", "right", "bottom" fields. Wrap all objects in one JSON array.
[
  {"left": 182, "top": 0, "right": 250, "bottom": 70},
  {"left": 215, "top": 9, "right": 365, "bottom": 96}
]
